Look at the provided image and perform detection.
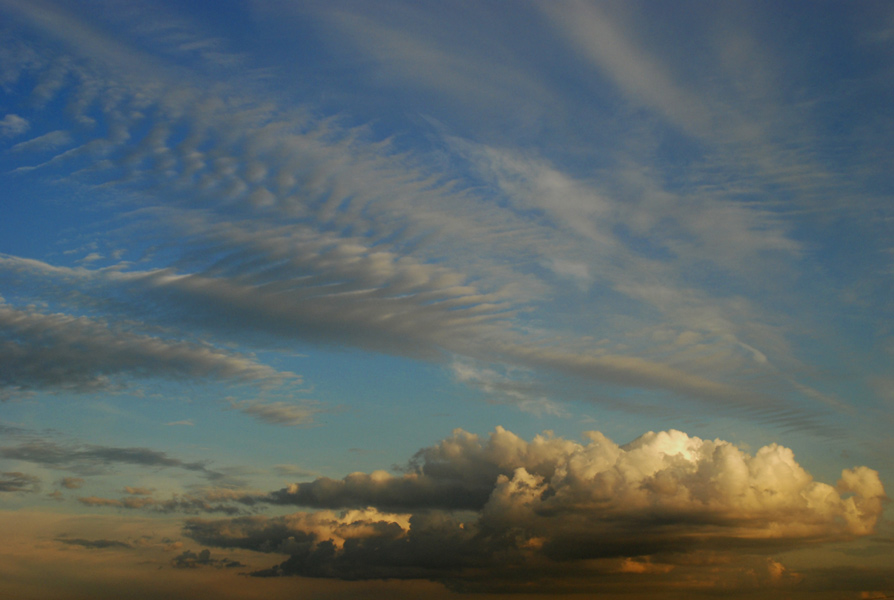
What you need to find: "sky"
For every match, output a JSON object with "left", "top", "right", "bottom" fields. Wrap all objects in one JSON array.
[{"left": 0, "top": 0, "right": 893, "bottom": 598}]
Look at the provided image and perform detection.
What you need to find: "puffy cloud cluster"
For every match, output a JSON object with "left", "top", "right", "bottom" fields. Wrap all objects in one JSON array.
[{"left": 184, "top": 428, "right": 886, "bottom": 590}]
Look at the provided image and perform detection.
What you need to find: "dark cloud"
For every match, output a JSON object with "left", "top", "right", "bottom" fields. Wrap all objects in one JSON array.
[
  {"left": 182, "top": 427, "right": 886, "bottom": 592},
  {"left": 265, "top": 471, "right": 492, "bottom": 512},
  {"left": 60, "top": 476, "right": 84, "bottom": 489},
  {"left": 170, "top": 548, "right": 245, "bottom": 569},
  {"left": 0, "top": 470, "right": 40, "bottom": 493},
  {"left": 78, "top": 490, "right": 251, "bottom": 515},
  {"left": 57, "top": 537, "right": 132, "bottom": 550},
  {"left": 259, "top": 427, "right": 568, "bottom": 511},
  {"left": 0, "top": 301, "right": 294, "bottom": 397},
  {"left": 0, "top": 439, "right": 223, "bottom": 479},
  {"left": 231, "top": 400, "right": 322, "bottom": 427}
]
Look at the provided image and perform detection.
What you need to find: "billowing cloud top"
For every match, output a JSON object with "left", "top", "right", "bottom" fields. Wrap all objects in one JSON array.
[{"left": 185, "top": 427, "right": 885, "bottom": 590}]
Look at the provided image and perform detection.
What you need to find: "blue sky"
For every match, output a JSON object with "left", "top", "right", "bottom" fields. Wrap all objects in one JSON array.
[{"left": 1, "top": 1, "right": 893, "bottom": 598}]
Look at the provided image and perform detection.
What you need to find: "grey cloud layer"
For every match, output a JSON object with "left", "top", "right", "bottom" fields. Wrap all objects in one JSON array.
[
  {"left": 56, "top": 537, "right": 132, "bottom": 550},
  {"left": 0, "top": 439, "right": 221, "bottom": 479},
  {"left": 0, "top": 299, "right": 293, "bottom": 395},
  {"left": 183, "top": 427, "right": 885, "bottom": 591}
]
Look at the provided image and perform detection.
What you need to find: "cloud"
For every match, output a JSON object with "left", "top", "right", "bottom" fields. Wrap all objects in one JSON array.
[
  {"left": 540, "top": 2, "right": 711, "bottom": 136},
  {"left": 271, "top": 464, "right": 317, "bottom": 479},
  {"left": 0, "top": 471, "right": 40, "bottom": 493},
  {"left": 10, "top": 129, "right": 73, "bottom": 153},
  {"left": 0, "top": 0, "right": 884, "bottom": 447},
  {"left": 170, "top": 548, "right": 245, "bottom": 569},
  {"left": 0, "top": 113, "right": 29, "bottom": 137},
  {"left": 318, "top": 5, "right": 556, "bottom": 132},
  {"left": 0, "top": 439, "right": 222, "bottom": 479},
  {"left": 56, "top": 537, "right": 132, "bottom": 550},
  {"left": 78, "top": 492, "right": 249, "bottom": 515},
  {"left": 60, "top": 477, "right": 84, "bottom": 489},
  {"left": 231, "top": 400, "right": 322, "bottom": 427},
  {"left": 77, "top": 496, "right": 125, "bottom": 508},
  {"left": 0, "top": 250, "right": 815, "bottom": 430},
  {"left": 0, "top": 300, "right": 295, "bottom": 396},
  {"left": 183, "top": 427, "right": 886, "bottom": 591},
  {"left": 450, "top": 360, "right": 567, "bottom": 416},
  {"left": 0, "top": 12, "right": 823, "bottom": 431}
]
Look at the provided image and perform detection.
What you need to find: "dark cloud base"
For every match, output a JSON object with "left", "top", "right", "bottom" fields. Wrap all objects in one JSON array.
[{"left": 181, "top": 427, "right": 886, "bottom": 594}]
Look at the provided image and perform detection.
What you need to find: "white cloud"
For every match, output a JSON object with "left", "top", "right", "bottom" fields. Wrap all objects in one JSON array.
[
  {"left": 450, "top": 360, "right": 567, "bottom": 416},
  {"left": 10, "top": 129, "right": 73, "bottom": 153},
  {"left": 540, "top": 2, "right": 711, "bottom": 136},
  {"left": 0, "top": 113, "right": 29, "bottom": 137},
  {"left": 318, "top": 5, "right": 556, "bottom": 129}
]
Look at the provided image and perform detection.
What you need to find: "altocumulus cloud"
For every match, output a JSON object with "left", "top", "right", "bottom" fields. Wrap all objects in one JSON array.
[{"left": 182, "top": 427, "right": 886, "bottom": 592}]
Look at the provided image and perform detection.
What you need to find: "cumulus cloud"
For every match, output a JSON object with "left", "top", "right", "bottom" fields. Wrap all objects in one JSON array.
[{"left": 183, "top": 427, "right": 886, "bottom": 591}]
